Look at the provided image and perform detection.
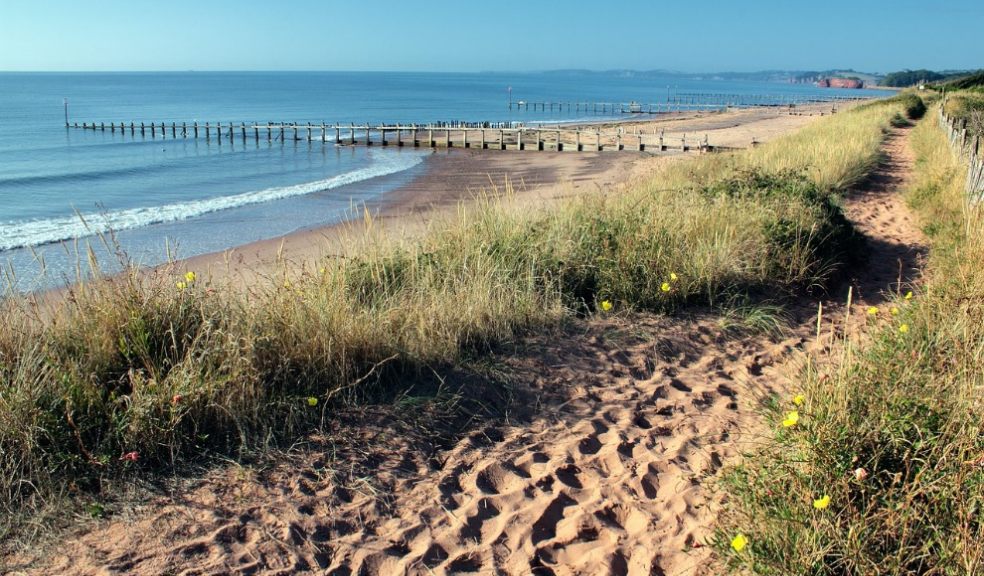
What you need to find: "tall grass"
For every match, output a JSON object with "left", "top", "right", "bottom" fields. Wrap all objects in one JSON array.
[
  {"left": 0, "top": 97, "right": 906, "bottom": 540},
  {"left": 717, "top": 108, "right": 983, "bottom": 574}
]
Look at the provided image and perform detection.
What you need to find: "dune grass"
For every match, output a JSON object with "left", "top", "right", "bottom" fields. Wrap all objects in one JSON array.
[
  {"left": 717, "top": 106, "right": 983, "bottom": 574},
  {"left": 0, "top": 97, "right": 907, "bottom": 541}
]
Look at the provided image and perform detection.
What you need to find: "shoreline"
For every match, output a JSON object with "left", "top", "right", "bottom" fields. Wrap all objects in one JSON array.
[
  {"left": 20, "top": 100, "right": 867, "bottom": 299},
  {"left": 175, "top": 100, "right": 864, "bottom": 285}
]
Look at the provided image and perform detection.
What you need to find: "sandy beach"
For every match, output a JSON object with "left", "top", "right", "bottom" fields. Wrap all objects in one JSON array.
[{"left": 178, "top": 101, "right": 860, "bottom": 286}]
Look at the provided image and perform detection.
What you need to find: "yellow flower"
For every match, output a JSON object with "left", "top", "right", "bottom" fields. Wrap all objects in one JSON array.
[
  {"left": 890, "top": 306, "right": 899, "bottom": 316},
  {"left": 899, "top": 324, "right": 909, "bottom": 334},
  {"left": 600, "top": 300, "right": 613, "bottom": 312},
  {"left": 661, "top": 282, "right": 671, "bottom": 292},
  {"left": 867, "top": 306, "right": 878, "bottom": 316},
  {"left": 184, "top": 271, "right": 196, "bottom": 283},
  {"left": 730, "top": 533, "right": 748, "bottom": 552},
  {"left": 175, "top": 281, "right": 187, "bottom": 291},
  {"left": 670, "top": 272, "right": 679, "bottom": 281},
  {"left": 307, "top": 397, "right": 318, "bottom": 407},
  {"left": 782, "top": 410, "right": 800, "bottom": 427},
  {"left": 904, "top": 290, "right": 913, "bottom": 300},
  {"left": 793, "top": 394, "right": 805, "bottom": 406},
  {"left": 813, "top": 494, "right": 831, "bottom": 510}
]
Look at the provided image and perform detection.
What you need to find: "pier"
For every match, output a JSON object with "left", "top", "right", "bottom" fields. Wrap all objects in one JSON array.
[{"left": 67, "top": 121, "right": 713, "bottom": 153}]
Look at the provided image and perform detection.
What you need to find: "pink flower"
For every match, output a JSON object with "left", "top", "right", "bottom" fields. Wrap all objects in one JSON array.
[
  {"left": 854, "top": 467, "right": 869, "bottom": 481},
  {"left": 171, "top": 394, "right": 183, "bottom": 405},
  {"left": 120, "top": 451, "right": 139, "bottom": 462}
]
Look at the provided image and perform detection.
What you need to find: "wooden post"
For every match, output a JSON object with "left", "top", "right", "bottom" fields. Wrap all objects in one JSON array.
[
  {"left": 241, "top": 122, "right": 247, "bottom": 142},
  {"left": 171, "top": 122, "right": 176, "bottom": 138},
  {"left": 576, "top": 130, "right": 582, "bottom": 151},
  {"left": 517, "top": 129, "right": 523, "bottom": 150},
  {"left": 445, "top": 128, "right": 450, "bottom": 148},
  {"left": 110, "top": 122, "right": 115, "bottom": 133},
  {"left": 335, "top": 125, "right": 341, "bottom": 144},
  {"left": 141, "top": 122, "right": 145, "bottom": 136},
  {"left": 556, "top": 130, "right": 562, "bottom": 151},
  {"left": 307, "top": 125, "right": 312, "bottom": 142},
  {"left": 365, "top": 125, "right": 371, "bottom": 146},
  {"left": 616, "top": 131, "right": 622, "bottom": 151},
  {"left": 462, "top": 128, "right": 468, "bottom": 148},
  {"left": 204, "top": 122, "right": 209, "bottom": 140},
  {"left": 481, "top": 129, "right": 486, "bottom": 149},
  {"left": 412, "top": 126, "right": 418, "bottom": 147},
  {"left": 281, "top": 124, "right": 286, "bottom": 142},
  {"left": 499, "top": 129, "right": 505, "bottom": 150},
  {"left": 638, "top": 131, "right": 644, "bottom": 152},
  {"left": 216, "top": 123, "right": 222, "bottom": 146},
  {"left": 428, "top": 128, "right": 434, "bottom": 147},
  {"left": 596, "top": 130, "right": 601, "bottom": 151},
  {"left": 150, "top": 122, "right": 154, "bottom": 137},
  {"left": 255, "top": 125, "right": 259, "bottom": 142},
  {"left": 130, "top": 122, "right": 135, "bottom": 136}
]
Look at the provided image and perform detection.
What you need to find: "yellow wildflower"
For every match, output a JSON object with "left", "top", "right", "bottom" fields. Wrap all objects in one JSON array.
[
  {"left": 899, "top": 324, "right": 909, "bottom": 334},
  {"left": 793, "top": 394, "right": 805, "bottom": 406},
  {"left": 661, "top": 282, "right": 671, "bottom": 292},
  {"left": 890, "top": 306, "right": 899, "bottom": 316},
  {"left": 730, "top": 533, "right": 748, "bottom": 552},
  {"left": 175, "top": 281, "right": 187, "bottom": 291},
  {"left": 782, "top": 410, "right": 800, "bottom": 428},
  {"left": 904, "top": 290, "right": 913, "bottom": 300},
  {"left": 307, "top": 397, "right": 318, "bottom": 407},
  {"left": 867, "top": 306, "right": 878, "bottom": 316},
  {"left": 670, "top": 272, "right": 679, "bottom": 281},
  {"left": 184, "top": 271, "right": 196, "bottom": 283},
  {"left": 813, "top": 494, "right": 831, "bottom": 510},
  {"left": 600, "top": 300, "right": 613, "bottom": 312}
]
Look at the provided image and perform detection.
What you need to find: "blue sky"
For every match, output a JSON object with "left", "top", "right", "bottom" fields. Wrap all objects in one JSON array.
[{"left": 0, "top": 0, "right": 980, "bottom": 73}]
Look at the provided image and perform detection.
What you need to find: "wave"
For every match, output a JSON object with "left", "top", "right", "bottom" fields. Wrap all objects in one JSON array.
[{"left": 0, "top": 150, "right": 424, "bottom": 252}]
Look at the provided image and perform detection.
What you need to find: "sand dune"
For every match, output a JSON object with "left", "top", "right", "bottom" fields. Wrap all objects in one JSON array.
[{"left": 7, "top": 110, "right": 928, "bottom": 576}]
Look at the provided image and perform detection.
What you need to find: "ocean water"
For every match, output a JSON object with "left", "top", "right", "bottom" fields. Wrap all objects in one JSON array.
[{"left": 0, "top": 71, "right": 886, "bottom": 290}]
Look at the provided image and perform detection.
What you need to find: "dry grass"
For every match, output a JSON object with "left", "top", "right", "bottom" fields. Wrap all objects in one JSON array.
[{"left": 717, "top": 105, "right": 983, "bottom": 575}]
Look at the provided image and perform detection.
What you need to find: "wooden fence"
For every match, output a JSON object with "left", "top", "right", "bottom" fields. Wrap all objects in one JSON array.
[{"left": 938, "top": 106, "right": 984, "bottom": 200}]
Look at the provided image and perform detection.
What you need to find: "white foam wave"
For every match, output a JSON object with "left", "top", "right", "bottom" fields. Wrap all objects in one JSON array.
[{"left": 0, "top": 150, "right": 424, "bottom": 252}]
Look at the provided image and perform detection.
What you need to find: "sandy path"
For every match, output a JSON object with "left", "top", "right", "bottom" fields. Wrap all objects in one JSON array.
[{"left": 7, "top": 125, "right": 923, "bottom": 576}]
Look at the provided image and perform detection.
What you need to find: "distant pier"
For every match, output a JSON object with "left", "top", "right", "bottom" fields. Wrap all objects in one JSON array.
[{"left": 508, "top": 92, "right": 869, "bottom": 114}]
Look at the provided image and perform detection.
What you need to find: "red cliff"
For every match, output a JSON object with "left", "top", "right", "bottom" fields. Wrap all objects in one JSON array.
[{"left": 816, "top": 78, "right": 864, "bottom": 89}]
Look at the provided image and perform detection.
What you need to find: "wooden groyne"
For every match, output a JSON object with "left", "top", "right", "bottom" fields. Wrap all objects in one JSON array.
[{"left": 67, "top": 121, "right": 713, "bottom": 153}]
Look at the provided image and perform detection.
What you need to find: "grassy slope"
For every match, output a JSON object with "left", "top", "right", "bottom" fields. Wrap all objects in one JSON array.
[
  {"left": 718, "top": 108, "right": 983, "bottom": 574},
  {"left": 0, "top": 98, "right": 907, "bottom": 540}
]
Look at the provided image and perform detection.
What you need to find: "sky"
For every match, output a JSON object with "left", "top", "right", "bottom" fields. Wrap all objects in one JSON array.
[{"left": 0, "top": 0, "right": 980, "bottom": 74}]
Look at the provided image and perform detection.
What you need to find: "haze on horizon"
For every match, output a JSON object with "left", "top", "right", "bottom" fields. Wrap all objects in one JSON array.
[{"left": 0, "top": 0, "right": 980, "bottom": 74}]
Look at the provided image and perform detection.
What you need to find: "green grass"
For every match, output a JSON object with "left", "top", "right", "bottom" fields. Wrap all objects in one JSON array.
[
  {"left": 716, "top": 107, "right": 983, "bottom": 575},
  {"left": 0, "top": 97, "right": 909, "bottom": 542}
]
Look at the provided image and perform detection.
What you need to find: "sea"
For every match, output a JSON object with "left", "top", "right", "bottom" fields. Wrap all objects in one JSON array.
[{"left": 0, "top": 71, "right": 887, "bottom": 291}]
